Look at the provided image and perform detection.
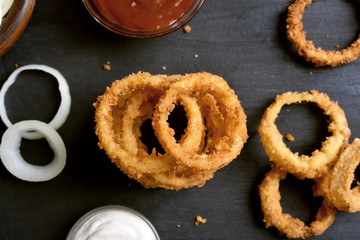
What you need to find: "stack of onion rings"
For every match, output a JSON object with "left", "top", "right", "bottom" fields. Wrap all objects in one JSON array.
[
  {"left": 94, "top": 72, "right": 248, "bottom": 190},
  {"left": 286, "top": 0, "right": 360, "bottom": 67},
  {"left": 258, "top": 90, "right": 351, "bottom": 238}
]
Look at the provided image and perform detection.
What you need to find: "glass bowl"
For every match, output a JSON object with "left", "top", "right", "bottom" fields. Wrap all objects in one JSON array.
[
  {"left": 66, "top": 205, "right": 161, "bottom": 240},
  {"left": 0, "top": 0, "right": 36, "bottom": 57},
  {"left": 82, "top": 0, "right": 205, "bottom": 38}
]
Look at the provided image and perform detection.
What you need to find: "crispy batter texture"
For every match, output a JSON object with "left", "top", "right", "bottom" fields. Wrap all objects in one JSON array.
[
  {"left": 258, "top": 165, "right": 336, "bottom": 239},
  {"left": 258, "top": 90, "right": 350, "bottom": 179},
  {"left": 286, "top": 0, "right": 360, "bottom": 67},
  {"left": 153, "top": 72, "right": 248, "bottom": 171},
  {"left": 94, "top": 72, "right": 239, "bottom": 190}
]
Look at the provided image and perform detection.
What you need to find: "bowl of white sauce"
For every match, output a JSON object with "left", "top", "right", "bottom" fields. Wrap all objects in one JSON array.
[{"left": 66, "top": 205, "right": 160, "bottom": 240}]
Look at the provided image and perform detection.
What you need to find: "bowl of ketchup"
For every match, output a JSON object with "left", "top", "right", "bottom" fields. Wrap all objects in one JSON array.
[{"left": 82, "top": 0, "right": 205, "bottom": 38}]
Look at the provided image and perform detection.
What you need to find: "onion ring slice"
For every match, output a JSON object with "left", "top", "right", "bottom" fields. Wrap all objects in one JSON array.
[
  {"left": 258, "top": 90, "right": 350, "bottom": 179},
  {"left": 258, "top": 165, "right": 336, "bottom": 239},
  {"left": 0, "top": 120, "right": 66, "bottom": 182},
  {"left": 286, "top": 0, "right": 360, "bottom": 67},
  {"left": 327, "top": 138, "right": 360, "bottom": 212},
  {"left": 153, "top": 72, "right": 248, "bottom": 170},
  {"left": 0, "top": 64, "right": 71, "bottom": 140}
]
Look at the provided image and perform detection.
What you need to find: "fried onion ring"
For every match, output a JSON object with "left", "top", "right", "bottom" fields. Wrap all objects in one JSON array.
[
  {"left": 327, "top": 138, "right": 360, "bottom": 212},
  {"left": 286, "top": 0, "right": 360, "bottom": 67},
  {"left": 258, "top": 90, "right": 350, "bottom": 179},
  {"left": 258, "top": 165, "right": 336, "bottom": 239},
  {"left": 153, "top": 72, "right": 248, "bottom": 171}
]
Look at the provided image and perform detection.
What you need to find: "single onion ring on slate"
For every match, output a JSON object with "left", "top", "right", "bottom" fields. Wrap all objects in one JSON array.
[
  {"left": 258, "top": 165, "right": 336, "bottom": 239},
  {"left": 0, "top": 120, "right": 66, "bottom": 182},
  {"left": 258, "top": 90, "right": 350, "bottom": 179},
  {"left": 286, "top": 0, "right": 360, "bottom": 67},
  {"left": 0, "top": 64, "right": 71, "bottom": 140}
]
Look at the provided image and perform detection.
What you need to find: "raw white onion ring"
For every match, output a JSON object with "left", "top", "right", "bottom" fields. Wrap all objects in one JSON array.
[
  {"left": 0, "top": 64, "right": 71, "bottom": 140},
  {"left": 1, "top": 0, "right": 13, "bottom": 18},
  {"left": 0, "top": 120, "right": 66, "bottom": 182},
  {"left": 0, "top": 5, "right": 2, "bottom": 26}
]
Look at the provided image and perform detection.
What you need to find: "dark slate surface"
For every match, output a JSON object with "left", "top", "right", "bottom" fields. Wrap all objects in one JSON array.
[{"left": 1, "top": 0, "right": 360, "bottom": 239}]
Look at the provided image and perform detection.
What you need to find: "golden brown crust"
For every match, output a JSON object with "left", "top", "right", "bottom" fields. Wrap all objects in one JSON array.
[
  {"left": 259, "top": 165, "right": 336, "bottom": 239},
  {"left": 258, "top": 90, "right": 350, "bottom": 179},
  {"left": 286, "top": 0, "right": 360, "bottom": 67},
  {"left": 94, "top": 71, "right": 244, "bottom": 190}
]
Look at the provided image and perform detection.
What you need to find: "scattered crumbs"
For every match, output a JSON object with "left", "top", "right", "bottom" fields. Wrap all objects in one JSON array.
[
  {"left": 131, "top": 1, "right": 137, "bottom": 7},
  {"left": 194, "top": 216, "right": 207, "bottom": 226},
  {"left": 309, "top": 71, "right": 313, "bottom": 75},
  {"left": 176, "top": 224, "right": 181, "bottom": 228},
  {"left": 285, "top": 133, "right": 295, "bottom": 142},
  {"left": 103, "top": 64, "right": 111, "bottom": 71},
  {"left": 286, "top": 109, "right": 290, "bottom": 112},
  {"left": 184, "top": 25, "right": 192, "bottom": 34},
  {"left": 106, "top": 61, "right": 111, "bottom": 65},
  {"left": 194, "top": 54, "right": 199, "bottom": 58},
  {"left": 14, "top": 63, "right": 19, "bottom": 68},
  {"left": 162, "top": 66, "right": 167, "bottom": 70},
  {"left": 336, "top": 45, "right": 340, "bottom": 49},
  {"left": 326, "top": 34, "right": 330, "bottom": 38}
]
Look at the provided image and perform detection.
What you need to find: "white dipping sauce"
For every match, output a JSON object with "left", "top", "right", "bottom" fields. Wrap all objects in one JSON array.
[{"left": 68, "top": 206, "right": 159, "bottom": 240}]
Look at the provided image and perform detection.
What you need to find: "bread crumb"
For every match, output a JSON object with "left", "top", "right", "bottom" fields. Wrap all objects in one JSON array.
[
  {"left": 162, "top": 66, "right": 167, "bottom": 70},
  {"left": 14, "top": 63, "right": 19, "bottom": 68},
  {"left": 194, "top": 54, "right": 198, "bottom": 58},
  {"left": 326, "top": 34, "right": 330, "bottom": 38},
  {"left": 309, "top": 71, "right": 313, "bottom": 75},
  {"left": 176, "top": 224, "right": 181, "bottom": 228},
  {"left": 285, "top": 133, "right": 294, "bottom": 142},
  {"left": 336, "top": 45, "right": 340, "bottom": 49},
  {"left": 103, "top": 64, "right": 111, "bottom": 71},
  {"left": 194, "top": 216, "right": 206, "bottom": 226},
  {"left": 184, "top": 25, "right": 191, "bottom": 34}
]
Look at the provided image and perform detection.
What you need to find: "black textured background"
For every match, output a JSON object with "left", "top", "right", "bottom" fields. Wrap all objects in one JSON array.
[{"left": 1, "top": 0, "right": 360, "bottom": 239}]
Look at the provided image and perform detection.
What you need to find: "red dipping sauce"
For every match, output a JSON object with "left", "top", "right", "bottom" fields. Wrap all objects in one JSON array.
[{"left": 93, "top": 0, "right": 197, "bottom": 32}]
